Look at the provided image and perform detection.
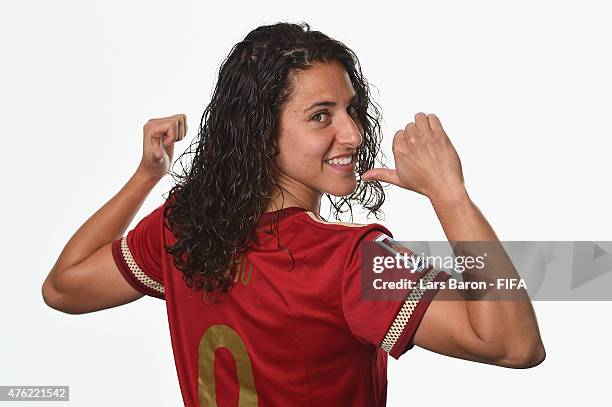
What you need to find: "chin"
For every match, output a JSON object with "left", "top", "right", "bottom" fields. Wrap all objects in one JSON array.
[{"left": 323, "top": 178, "right": 357, "bottom": 197}]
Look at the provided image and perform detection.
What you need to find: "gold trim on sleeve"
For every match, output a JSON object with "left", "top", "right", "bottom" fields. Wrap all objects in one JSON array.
[
  {"left": 120, "top": 236, "right": 165, "bottom": 295},
  {"left": 380, "top": 268, "right": 441, "bottom": 353}
]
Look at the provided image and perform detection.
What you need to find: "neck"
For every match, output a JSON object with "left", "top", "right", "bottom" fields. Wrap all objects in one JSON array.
[{"left": 264, "top": 182, "right": 321, "bottom": 214}]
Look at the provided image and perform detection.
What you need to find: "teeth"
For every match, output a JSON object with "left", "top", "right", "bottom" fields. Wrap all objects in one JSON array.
[{"left": 325, "top": 155, "right": 353, "bottom": 166}]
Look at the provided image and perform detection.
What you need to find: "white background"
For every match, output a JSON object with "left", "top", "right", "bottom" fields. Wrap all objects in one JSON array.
[{"left": 1, "top": 0, "right": 610, "bottom": 406}]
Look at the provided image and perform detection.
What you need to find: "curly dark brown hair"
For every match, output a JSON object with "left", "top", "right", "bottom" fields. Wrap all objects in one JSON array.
[{"left": 162, "top": 22, "right": 388, "bottom": 299}]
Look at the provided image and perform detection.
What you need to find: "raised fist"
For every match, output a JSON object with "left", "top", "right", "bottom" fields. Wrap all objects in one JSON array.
[{"left": 138, "top": 114, "right": 187, "bottom": 179}]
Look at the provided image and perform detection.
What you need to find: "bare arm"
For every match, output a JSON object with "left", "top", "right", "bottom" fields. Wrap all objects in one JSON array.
[
  {"left": 362, "top": 112, "right": 545, "bottom": 368},
  {"left": 418, "top": 187, "right": 545, "bottom": 368},
  {"left": 42, "top": 114, "right": 187, "bottom": 314}
]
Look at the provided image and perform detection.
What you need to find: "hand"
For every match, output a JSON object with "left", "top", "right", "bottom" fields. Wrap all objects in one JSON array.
[
  {"left": 137, "top": 114, "right": 187, "bottom": 180},
  {"left": 361, "top": 112, "right": 465, "bottom": 200}
]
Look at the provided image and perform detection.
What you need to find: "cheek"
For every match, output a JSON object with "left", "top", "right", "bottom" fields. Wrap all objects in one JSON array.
[
  {"left": 302, "top": 139, "right": 329, "bottom": 164},
  {"left": 277, "top": 133, "right": 329, "bottom": 173}
]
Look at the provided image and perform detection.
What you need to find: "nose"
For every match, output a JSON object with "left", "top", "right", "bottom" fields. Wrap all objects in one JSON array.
[{"left": 336, "top": 111, "right": 363, "bottom": 149}]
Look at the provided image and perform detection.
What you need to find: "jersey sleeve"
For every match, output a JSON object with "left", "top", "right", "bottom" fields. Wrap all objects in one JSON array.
[
  {"left": 111, "top": 203, "right": 166, "bottom": 300},
  {"left": 341, "top": 225, "right": 451, "bottom": 359}
]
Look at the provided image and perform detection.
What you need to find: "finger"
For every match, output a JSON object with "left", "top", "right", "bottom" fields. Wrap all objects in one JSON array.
[
  {"left": 166, "top": 115, "right": 181, "bottom": 141},
  {"left": 427, "top": 113, "right": 445, "bottom": 133},
  {"left": 414, "top": 112, "right": 432, "bottom": 135},
  {"left": 151, "top": 130, "right": 165, "bottom": 162},
  {"left": 361, "top": 168, "right": 399, "bottom": 184},
  {"left": 391, "top": 128, "right": 404, "bottom": 150},
  {"left": 174, "top": 119, "right": 181, "bottom": 144},
  {"left": 176, "top": 114, "right": 186, "bottom": 141},
  {"left": 165, "top": 120, "right": 178, "bottom": 146},
  {"left": 404, "top": 122, "right": 418, "bottom": 139},
  {"left": 155, "top": 120, "right": 178, "bottom": 148},
  {"left": 174, "top": 118, "right": 182, "bottom": 142}
]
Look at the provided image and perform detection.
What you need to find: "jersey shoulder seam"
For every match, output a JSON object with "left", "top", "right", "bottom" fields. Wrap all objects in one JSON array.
[{"left": 296, "top": 210, "right": 373, "bottom": 231}]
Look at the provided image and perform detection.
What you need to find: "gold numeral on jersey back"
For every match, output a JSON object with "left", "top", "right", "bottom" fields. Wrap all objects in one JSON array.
[
  {"left": 198, "top": 325, "right": 258, "bottom": 406},
  {"left": 232, "top": 255, "right": 253, "bottom": 286}
]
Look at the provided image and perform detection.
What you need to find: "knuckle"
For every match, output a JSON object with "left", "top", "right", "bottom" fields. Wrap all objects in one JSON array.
[
  {"left": 144, "top": 118, "right": 158, "bottom": 131},
  {"left": 392, "top": 131, "right": 404, "bottom": 145}
]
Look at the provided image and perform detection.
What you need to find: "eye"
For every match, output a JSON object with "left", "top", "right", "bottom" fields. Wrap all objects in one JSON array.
[{"left": 311, "top": 111, "right": 329, "bottom": 122}]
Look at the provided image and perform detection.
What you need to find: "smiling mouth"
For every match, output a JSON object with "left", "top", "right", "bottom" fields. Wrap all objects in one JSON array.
[{"left": 324, "top": 155, "right": 354, "bottom": 166}]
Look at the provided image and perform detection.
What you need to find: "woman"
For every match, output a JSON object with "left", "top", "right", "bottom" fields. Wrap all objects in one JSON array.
[{"left": 42, "top": 22, "right": 545, "bottom": 406}]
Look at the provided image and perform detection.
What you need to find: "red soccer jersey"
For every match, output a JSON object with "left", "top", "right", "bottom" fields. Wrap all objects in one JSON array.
[{"left": 112, "top": 202, "right": 450, "bottom": 406}]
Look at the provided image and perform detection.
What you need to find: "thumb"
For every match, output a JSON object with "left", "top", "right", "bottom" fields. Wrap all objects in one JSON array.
[
  {"left": 151, "top": 139, "right": 165, "bottom": 162},
  {"left": 361, "top": 168, "right": 399, "bottom": 184}
]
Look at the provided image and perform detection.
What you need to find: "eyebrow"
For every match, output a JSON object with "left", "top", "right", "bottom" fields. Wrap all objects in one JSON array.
[{"left": 303, "top": 94, "right": 358, "bottom": 113}]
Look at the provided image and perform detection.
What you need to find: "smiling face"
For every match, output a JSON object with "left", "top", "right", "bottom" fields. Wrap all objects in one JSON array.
[{"left": 268, "top": 59, "right": 363, "bottom": 212}]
